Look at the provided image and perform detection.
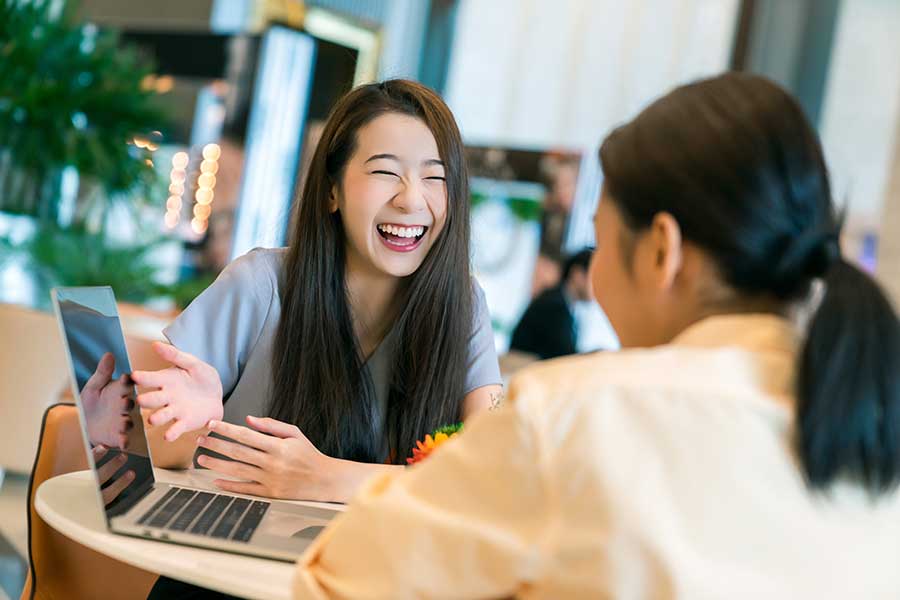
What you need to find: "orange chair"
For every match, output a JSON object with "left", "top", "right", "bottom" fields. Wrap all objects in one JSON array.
[
  {"left": 0, "top": 303, "right": 71, "bottom": 475},
  {"left": 20, "top": 403, "right": 158, "bottom": 600}
]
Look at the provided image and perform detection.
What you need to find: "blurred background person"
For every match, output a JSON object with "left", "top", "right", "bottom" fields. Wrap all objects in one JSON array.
[{"left": 509, "top": 247, "right": 593, "bottom": 360}]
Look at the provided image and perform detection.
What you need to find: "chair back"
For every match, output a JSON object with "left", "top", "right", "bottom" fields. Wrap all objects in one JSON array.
[
  {"left": 20, "top": 403, "right": 158, "bottom": 600},
  {"left": 0, "top": 304, "right": 70, "bottom": 473}
]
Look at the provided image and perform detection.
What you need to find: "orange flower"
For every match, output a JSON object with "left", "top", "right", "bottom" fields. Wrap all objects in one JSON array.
[{"left": 407, "top": 430, "right": 458, "bottom": 464}]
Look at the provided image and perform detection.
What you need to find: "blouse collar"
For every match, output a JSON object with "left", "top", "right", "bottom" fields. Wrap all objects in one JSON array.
[{"left": 672, "top": 313, "right": 800, "bottom": 356}]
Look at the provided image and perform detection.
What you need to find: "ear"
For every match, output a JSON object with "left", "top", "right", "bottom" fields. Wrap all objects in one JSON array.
[
  {"left": 329, "top": 184, "right": 339, "bottom": 213},
  {"left": 647, "top": 212, "right": 683, "bottom": 291}
]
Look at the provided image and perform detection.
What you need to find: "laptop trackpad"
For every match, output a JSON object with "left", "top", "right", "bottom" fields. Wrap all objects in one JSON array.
[
  {"left": 255, "top": 506, "right": 332, "bottom": 540},
  {"left": 291, "top": 526, "right": 325, "bottom": 540}
]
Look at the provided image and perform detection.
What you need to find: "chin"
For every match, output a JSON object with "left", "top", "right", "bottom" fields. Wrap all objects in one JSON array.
[
  {"left": 369, "top": 240, "right": 432, "bottom": 278},
  {"left": 376, "top": 258, "right": 424, "bottom": 278}
]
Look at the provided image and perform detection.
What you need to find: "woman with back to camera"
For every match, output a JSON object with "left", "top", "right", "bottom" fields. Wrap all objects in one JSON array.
[{"left": 291, "top": 72, "right": 900, "bottom": 599}]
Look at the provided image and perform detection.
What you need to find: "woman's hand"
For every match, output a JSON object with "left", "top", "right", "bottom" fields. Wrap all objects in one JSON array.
[
  {"left": 82, "top": 353, "right": 134, "bottom": 449},
  {"left": 92, "top": 445, "right": 136, "bottom": 506},
  {"left": 195, "top": 416, "right": 358, "bottom": 503},
  {"left": 131, "top": 342, "right": 224, "bottom": 442}
]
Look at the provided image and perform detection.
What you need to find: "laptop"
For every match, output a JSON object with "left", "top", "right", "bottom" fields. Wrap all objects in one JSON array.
[{"left": 51, "top": 286, "right": 338, "bottom": 562}]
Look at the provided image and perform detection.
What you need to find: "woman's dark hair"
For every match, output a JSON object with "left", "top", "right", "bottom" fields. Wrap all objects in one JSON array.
[
  {"left": 562, "top": 248, "right": 594, "bottom": 283},
  {"left": 599, "top": 72, "right": 900, "bottom": 494},
  {"left": 270, "top": 80, "right": 472, "bottom": 464}
]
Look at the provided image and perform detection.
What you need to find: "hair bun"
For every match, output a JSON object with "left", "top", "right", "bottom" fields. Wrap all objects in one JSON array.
[{"left": 772, "top": 228, "right": 841, "bottom": 297}]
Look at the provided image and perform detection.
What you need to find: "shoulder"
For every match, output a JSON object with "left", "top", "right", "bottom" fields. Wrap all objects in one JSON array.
[
  {"left": 470, "top": 277, "right": 487, "bottom": 302},
  {"left": 219, "top": 247, "right": 286, "bottom": 300},
  {"left": 522, "top": 287, "right": 569, "bottom": 320},
  {"left": 534, "top": 287, "right": 567, "bottom": 307},
  {"left": 508, "top": 345, "right": 757, "bottom": 418},
  {"left": 469, "top": 278, "right": 491, "bottom": 320},
  {"left": 226, "top": 247, "right": 285, "bottom": 283}
]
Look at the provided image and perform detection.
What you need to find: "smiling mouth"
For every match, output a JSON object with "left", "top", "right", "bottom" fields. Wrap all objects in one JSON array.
[{"left": 376, "top": 223, "right": 428, "bottom": 252}]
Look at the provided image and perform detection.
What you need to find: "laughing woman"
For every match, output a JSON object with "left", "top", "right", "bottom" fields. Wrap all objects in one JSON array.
[{"left": 131, "top": 80, "right": 502, "bottom": 504}]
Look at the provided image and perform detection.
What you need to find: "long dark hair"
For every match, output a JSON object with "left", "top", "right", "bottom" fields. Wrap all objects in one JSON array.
[
  {"left": 270, "top": 80, "right": 472, "bottom": 465},
  {"left": 599, "top": 72, "right": 900, "bottom": 494}
]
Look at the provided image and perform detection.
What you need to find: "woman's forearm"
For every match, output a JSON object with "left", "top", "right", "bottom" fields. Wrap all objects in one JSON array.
[{"left": 329, "top": 459, "right": 405, "bottom": 503}]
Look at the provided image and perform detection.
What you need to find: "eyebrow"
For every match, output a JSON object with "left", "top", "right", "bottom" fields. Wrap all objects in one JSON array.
[{"left": 364, "top": 154, "right": 444, "bottom": 167}]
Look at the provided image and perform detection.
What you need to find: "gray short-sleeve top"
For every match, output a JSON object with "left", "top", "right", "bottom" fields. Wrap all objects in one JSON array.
[{"left": 163, "top": 248, "right": 501, "bottom": 442}]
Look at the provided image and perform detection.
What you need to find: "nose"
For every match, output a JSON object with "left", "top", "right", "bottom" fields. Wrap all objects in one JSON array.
[{"left": 392, "top": 178, "right": 427, "bottom": 213}]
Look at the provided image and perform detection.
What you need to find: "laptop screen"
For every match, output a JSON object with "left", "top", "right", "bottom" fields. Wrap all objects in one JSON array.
[{"left": 53, "top": 287, "right": 154, "bottom": 520}]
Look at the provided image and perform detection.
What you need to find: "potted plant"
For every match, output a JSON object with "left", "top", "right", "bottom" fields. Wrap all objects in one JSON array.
[{"left": 0, "top": 0, "right": 172, "bottom": 308}]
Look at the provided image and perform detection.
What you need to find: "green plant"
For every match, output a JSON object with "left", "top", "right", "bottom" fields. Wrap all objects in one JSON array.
[
  {"left": 471, "top": 190, "right": 543, "bottom": 223},
  {"left": 15, "top": 225, "right": 165, "bottom": 307},
  {"left": 0, "top": 0, "right": 168, "bottom": 219},
  {"left": 157, "top": 273, "right": 217, "bottom": 310}
]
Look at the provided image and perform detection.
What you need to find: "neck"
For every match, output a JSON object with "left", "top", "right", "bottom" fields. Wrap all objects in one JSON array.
[
  {"left": 668, "top": 285, "right": 789, "bottom": 344},
  {"left": 563, "top": 278, "right": 579, "bottom": 302},
  {"left": 345, "top": 252, "right": 401, "bottom": 358}
]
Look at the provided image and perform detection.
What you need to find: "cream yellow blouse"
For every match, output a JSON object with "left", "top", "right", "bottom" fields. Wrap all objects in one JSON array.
[{"left": 294, "top": 314, "right": 900, "bottom": 599}]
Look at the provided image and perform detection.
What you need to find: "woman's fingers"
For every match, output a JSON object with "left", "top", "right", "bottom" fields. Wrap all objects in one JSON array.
[
  {"left": 130, "top": 368, "right": 176, "bottom": 390},
  {"left": 119, "top": 414, "right": 133, "bottom": 434},
  {"left": 197, "top": 435, "right": 268, "bottom": 467},
  {"left": 92, "top": 444, "right": 108, "bottom": 462},
  {"left": 212, "top": 479, "right": 267, "bottom": 497},
  {"left": 151, "top": 341, "right": 200, "bottom": 371},
  {"left": 96, "top": 450, "right": 127, "bottom": 483},
  {"left": 136, "top": 390, "right": 169, "bottom": 410},
  {"left": 148, "top": 406, "right": 175, "bottom": 427},
  {"left": 163, "top": 419, "right": 192, "bottom": 442},
  {"left": 246, "top": 415, "right": 302, "bottom": 439},
  {"left": 208, "top": 420, "right": 278, "bottom": 453},
  {"left": 196, "top": 454, "right": 262, "bottom": 482},
  {"left": 83, "top": 353, "right": 115, "bottom": 395},
  {"left": 102, "top": 469, "right": 135, "bottom": 505},
  {"left": 115, "top": 394, "right": 132, "bottom": 414},
  {"left": 105, "top": 374, "right": 133, "bottom": 398},
  {"left": 131, "top": 351, "right": 224, "bottom": 446}
]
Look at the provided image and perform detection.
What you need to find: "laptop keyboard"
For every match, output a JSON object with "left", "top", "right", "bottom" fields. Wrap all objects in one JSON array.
[{"left": 137, "top": 486, "right": 270, "bottom": 543}]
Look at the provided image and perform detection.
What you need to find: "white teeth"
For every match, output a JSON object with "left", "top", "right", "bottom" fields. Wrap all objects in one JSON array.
[{"left": 378, "top": 224, "right": 425, "bottom": 238}]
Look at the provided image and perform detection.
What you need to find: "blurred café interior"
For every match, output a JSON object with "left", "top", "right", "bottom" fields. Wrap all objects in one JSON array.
[{"left": 1, "top": 0, "right": 899, "bottom": 598}]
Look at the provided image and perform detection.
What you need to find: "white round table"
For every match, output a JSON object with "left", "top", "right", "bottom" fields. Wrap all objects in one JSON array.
[{"left": 35, "top": 469, "right": 345, "bottom": 600}]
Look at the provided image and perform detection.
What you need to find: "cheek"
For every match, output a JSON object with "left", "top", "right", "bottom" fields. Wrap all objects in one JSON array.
[
  {"left": 426, "top": 187, "right": 448, "bottom": 231},
  {"left": 339, "top": 181, "right": 380, "bottom": 230},
  {"left": 590, "top": 250, "right": 616, "bottom": 309},
  {"left": 591, "top": 247, "right": 632, "bottom": 325}
]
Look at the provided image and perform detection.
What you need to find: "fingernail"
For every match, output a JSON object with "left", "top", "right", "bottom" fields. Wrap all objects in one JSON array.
[
  {"left": 196, "top": 436, "right": 206, "bottom": 445},
  {"left": 197, "top": 456, "right": 207, "bottom": 465},
  {"left": 125, "top": 470, "right": 135, "bottom": 480},
  {"left": 208, "top": 420, "right": 217, "bottom": 429}
]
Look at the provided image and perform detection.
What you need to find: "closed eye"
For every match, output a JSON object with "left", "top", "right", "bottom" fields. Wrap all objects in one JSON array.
[
  {"left": 425, "top": 176, "right": 446, "bottom": 181},
  {"left": 372, "top": 170, "right": 400, "bottom": 178}
]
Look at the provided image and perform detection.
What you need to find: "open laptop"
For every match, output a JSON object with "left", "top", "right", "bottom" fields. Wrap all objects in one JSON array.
[{"left": 51, "top": 286, "right": 338, "bottom": 562}]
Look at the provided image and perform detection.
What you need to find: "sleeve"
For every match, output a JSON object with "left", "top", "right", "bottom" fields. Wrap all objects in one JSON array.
[
  {"left": 464, "top": 280, "right": 503, "bottom": 393},
  {"left": 293, "top": 385, "right": 552, "bottom": 600},
  {"left": 163, "top": 249, "right": 276, "bottom": 398}
]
